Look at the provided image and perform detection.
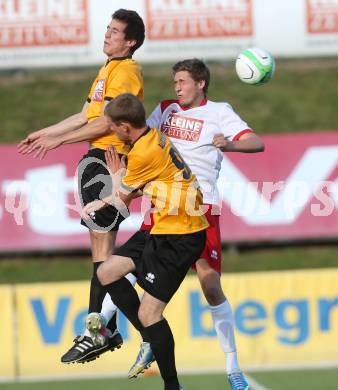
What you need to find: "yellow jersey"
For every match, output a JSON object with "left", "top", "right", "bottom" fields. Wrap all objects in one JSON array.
[
  {"left": 121, "top": 128, "right": 209, "bottom": 235},
  {"left": 86, "top": 57, "right": 144, "bottom": 154}
]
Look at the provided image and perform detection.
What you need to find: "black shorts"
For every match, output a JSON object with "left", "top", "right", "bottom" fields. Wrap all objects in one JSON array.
[
  {"left": 78, "top": 148, "right": 126, "bottom": 232},
  {"left": 115, "top": 229, "right": 206, "bottom": 303}
]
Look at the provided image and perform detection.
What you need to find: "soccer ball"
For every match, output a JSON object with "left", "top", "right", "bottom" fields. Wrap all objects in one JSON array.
[{"left": 235, "top": 47, "right": 275, "bottom": 85}]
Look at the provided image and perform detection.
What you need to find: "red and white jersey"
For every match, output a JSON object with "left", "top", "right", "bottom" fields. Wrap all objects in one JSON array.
[{"left": 147, "top": 99, "right": 252, "bottom": 205}]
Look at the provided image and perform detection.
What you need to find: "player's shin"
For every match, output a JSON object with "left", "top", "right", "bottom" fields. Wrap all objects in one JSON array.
[
  {"left": 145, "top": 318, "right": 180, "bottom": 390},
  {"left": 104, "top": 277, "right": 149, "bottom": 341},
  {"left": 210, "top": 299, "right": 240, "bottom": 374},
  {"left": 101, "top": 273, "right": 137, "bottom": 332},
  {"left": 88, "top": 261, "right": 106, "bottom": 313}
]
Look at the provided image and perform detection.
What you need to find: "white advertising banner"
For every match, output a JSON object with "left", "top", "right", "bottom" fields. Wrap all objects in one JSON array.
[
  {"left": 1, "top": 0, "right": 338, "bottom": 69},
  {"left": 0, "top": 0, "right": 94, "bottom": 68}
]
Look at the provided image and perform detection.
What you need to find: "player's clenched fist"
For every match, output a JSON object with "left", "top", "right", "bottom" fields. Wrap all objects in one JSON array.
[{"left": 212, "top": 134, "right": 231, "bottom": 152}]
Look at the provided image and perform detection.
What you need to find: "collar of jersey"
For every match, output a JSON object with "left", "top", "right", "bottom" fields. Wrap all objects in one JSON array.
[
  {"left": 129, "top": 126, "right": 151, "bottom": 150},
  {"left": 179, "top": 98, "right": 208, "bottom": 111},
  {"left": 106, "top": 55, "right": 132, "bottom": 65}
]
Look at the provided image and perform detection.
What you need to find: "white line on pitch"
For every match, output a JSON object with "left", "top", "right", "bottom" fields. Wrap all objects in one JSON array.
[{"left": 246, "top": 374, "right": 271, "bottom": 390}]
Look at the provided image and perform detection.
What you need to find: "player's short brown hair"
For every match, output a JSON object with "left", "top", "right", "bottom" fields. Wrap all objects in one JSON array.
[
  {"left": 104, "top": 93, "right": 146, "bottom": 128},
  {"left": 173, "top": 59, "right": 210, "bottom": 95},
  {"left": 112, "top": 9, "right": 145, "bottom": 54}
]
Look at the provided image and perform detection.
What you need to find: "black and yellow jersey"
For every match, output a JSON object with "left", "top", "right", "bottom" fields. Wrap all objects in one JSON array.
[
  {"left": 86, "top": 57, "right": 144, "bottom": 154},
  {"left": 121, "top": 128, "right": 209, "bottom": 235}
]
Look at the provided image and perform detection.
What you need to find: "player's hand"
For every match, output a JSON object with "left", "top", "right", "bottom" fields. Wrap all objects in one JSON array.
[
  {"left": 105, "top": 145, "right": 126, "bottom": 174},
  {"left": 19, "top": 135, "right": 62, "bottom": 159},
  {"left": 212, "top": 134, "right": 232, "bottom": 152},
  {"left": 81, "top": 199, "right": 108, "bottom": 220},
  {"left": 17, "top": 129, "right": 47, "bottom": 154}
]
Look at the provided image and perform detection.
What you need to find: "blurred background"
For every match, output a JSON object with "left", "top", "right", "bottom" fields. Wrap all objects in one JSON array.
[{"left": 1, "top": 1, "right": 338, "bottom": 389}]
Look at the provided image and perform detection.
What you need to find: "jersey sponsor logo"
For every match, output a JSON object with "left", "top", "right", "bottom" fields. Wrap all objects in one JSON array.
[
  {"left": 92, "top": 79, "right": 105, "bottom": 102},
  {"left": 161, "top": 113, "right": 204, "bottom": 142},
  {"left": 210, "top": 249, "right": 218, "bottom": 260},
  {"left": 145, "top": 0, "right": 253, "bottom": 40},
  {"left": 306, "top": 0, "right": 338, "bottom": 34},
  {"left": 0, "top": 0, "right": 89, "bottom": 48}
]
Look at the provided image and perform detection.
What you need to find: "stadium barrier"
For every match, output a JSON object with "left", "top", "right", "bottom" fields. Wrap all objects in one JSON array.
[
  {"left": 1, "top": 132, "right": 337, "bottom": 252},
  {"left": 1, "top": 269, "right": 338, "bottom": 380}
]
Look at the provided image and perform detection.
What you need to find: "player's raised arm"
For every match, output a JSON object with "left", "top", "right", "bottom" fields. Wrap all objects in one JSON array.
[
  {"left": 17, "top": 102, "right": 89, "bottom": 154},
  {"left": 17, "top": 101, "right": 113, "bottom": 159},
  {"left": 54, "top": 114, "right": 112, "bottom": 145}
]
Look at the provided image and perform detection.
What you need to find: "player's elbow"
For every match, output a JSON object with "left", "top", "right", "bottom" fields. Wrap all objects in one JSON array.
[
  {"left": 78, "top": 111, "right": 89, "bottom": 126},
  {"left": 90, "top": 116, "right": 112, "bottom": 135},
  {"left": 243, "top": 139, "right": 265, "bottom": 153},
  {"left": 249, "top": 136, "right": 265, "bottom": 152},
  {"left": 256, "top": 140, "right": 265, "bottom": 152}
]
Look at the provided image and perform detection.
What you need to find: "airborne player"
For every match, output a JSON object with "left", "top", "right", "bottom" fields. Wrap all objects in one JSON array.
[{"left": 128, "top": 59, "right": 264, "bottom": 389}]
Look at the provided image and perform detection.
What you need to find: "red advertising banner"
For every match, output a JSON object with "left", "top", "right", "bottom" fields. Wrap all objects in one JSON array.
[
  {"left": 0, "top": 0, "right": 89, "bottom": 47},
  {"left": 217, "top": 131, "right": 338, "bottom": 242},
  {"left": 0, "top": 132, "right": 337, "bottom": 252},
  {"left": 306, "top": 0, "right": 338, "bottom": 34},
  {"left": 145, "top": 0, "right": 253, "bottom": 40}
]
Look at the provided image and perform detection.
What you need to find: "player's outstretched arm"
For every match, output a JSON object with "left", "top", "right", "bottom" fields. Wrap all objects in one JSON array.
[
  {"left": 57, "top": 115, "right": 111, "bottom": 145},
  {"left": 213, "top": 132, "right": 265, "bottom": 153},
  {"left": 18, "top": 103, "right": 89, "bottom": 153},
  {"left": 18, "top": 116, "right": 111, "bottom": 160}
]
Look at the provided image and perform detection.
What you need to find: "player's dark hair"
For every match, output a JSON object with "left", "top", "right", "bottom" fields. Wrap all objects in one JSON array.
[
  {"left": 112, "top": 9, "right": 145, "bottom": 54},
  {"left": 104, "top": 93, "right": 146, "bottom": 128},
  {"left": 172, "top": 59, "right": 210, "bottom": 95}
]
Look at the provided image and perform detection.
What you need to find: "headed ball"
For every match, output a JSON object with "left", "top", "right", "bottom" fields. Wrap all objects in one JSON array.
[{"left": 235, "top": 47, "right": 275, "bottom": 85}]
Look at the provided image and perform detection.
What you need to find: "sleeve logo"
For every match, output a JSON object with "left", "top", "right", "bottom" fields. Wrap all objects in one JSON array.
[{"left": 92, "top": 79, "right": 105, "bottom": 102}]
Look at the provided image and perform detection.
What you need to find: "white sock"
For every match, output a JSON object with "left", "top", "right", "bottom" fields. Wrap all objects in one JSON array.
[
  {"left": 210, "top": 299, "right": 240, "bottom": 374},
  {"left": 100, "top": 294, "right": 116, "bottom": 325},
  {"left": 100, "top": 272, "right": 137, "bottom": 325}
]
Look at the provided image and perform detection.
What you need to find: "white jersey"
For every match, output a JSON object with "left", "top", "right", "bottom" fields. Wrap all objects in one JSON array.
[{"left": 147, "top": 99, "right": 252, "bottom": 205}]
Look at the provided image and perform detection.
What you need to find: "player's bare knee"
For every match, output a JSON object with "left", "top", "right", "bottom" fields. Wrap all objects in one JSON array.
[
  {"left": 138, "top": 307, "right": 151, "bottom": 327},
  {"left": 138, "top": 306, "right": 161, "bottom": 327},
  {"left": 96, "top": 263, "right": 106, "bottom": 285}
]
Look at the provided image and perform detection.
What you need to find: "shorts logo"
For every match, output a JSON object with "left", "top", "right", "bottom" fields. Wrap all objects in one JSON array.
[
  {"left": 161, "top": 113, "right": 204, "bottom": 142},
  {"left": 145, "top": 272, "right": 155, "bottom": 284},
  {"left": 306, "top": 0, "right": 338, "bottom": 34},
  {"left": 146, "top": 0, "right": 253, "bottom": 40},
  {"left": 211, "top": 250, "right": 218, "bottom": 260},
  {"left": 92, "top": 79, "right": 105, "bottom": 102},
  {"left": 0, "top": 0, "right": 89, "bottom": 48}
]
